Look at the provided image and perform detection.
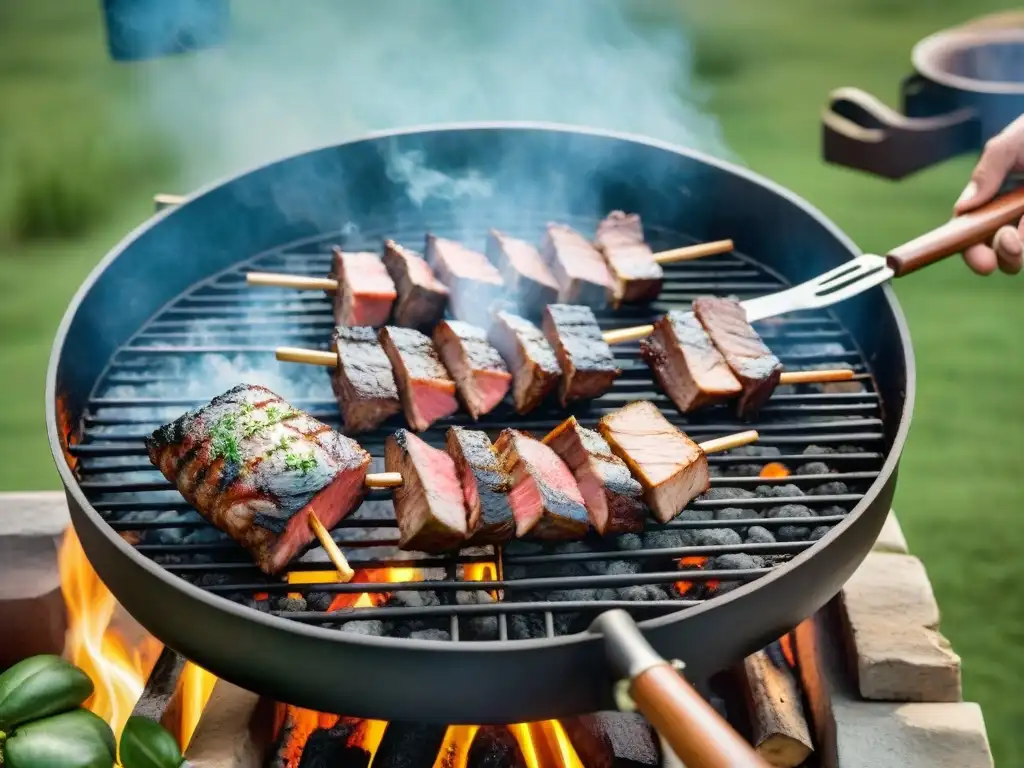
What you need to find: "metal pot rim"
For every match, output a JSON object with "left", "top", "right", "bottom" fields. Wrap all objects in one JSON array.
[{"left": 913, "top": 27, "right": 1024, "bottom": 95}]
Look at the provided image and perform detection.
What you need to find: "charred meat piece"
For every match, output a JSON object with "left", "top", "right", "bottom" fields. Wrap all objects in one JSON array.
[
  {"left": 426, "top": 234, "right": 505, "bottom": 328},
  {"left": 446, "top": 427, "right": 515, "bottom": 544},
  {"left": 541, "top": 223, "right": 613, "bottom": 306},
  {"left": 146, "top": 384, "right": 371, "bottom": 575},
  {"left": 495, "top": 429, "right": 589, "bottom": 540},
  {"left": 488, "top": 311, "right": 560, "bottom": 414},
  {"left": 330, "top": 326, "right": 403, "bottom": 433},
  {"left": 544, "top": 416, "right": 647, "bottom": 535},
  {"left": 595, "top": 211, "right": 664, "bottom": 306},
  {"left": 692, "top": 296, "right": 783, "bottom": 418},
  {"left": 433, "top": 320, "right": 511, "bottom": 419},
  {"left": 379, "top": 326, "right": 459, "bottom": 431},
  {"left": 640, "top": 310, "right": 742, "bottom": 414},
  {"left": 542, "top": 304, "right": 620, "bottom": 405},
  {"left": 598, "top": 401, "right": 709, "bottom": 523},
  {"left": 382, "top": 240, "right": 449, "bottom": 329},
  {"left": 328, "top": 248, "right": 397, "bottom": 327},
  {"left": 386, "top": 429, "right": 468, "bottom": 551},
  {"left": 486, "top": 229, "right": 559, "bottom": 314}
]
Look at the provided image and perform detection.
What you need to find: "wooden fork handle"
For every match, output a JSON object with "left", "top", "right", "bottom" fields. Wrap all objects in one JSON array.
[{"left": 887, "top": 186, "right": 1024, "bottom": 277}]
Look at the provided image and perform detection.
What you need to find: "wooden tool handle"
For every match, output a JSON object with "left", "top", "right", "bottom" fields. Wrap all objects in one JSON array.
[
  {"left": 247, "top": 272, "right": 339, "bottom": 291},
  {"left": 633, "top": 664, "right": 771, "bottom": 768},
  {"left": 886, "top": 186, "right": 1024, "bottom": 277},
  {"left": 654, "top": 239, "right": 734, "bottom": 265}
]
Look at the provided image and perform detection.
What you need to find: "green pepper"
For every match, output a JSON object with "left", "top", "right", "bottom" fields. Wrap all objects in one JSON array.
[
  {"left": 0, "top": 656, "right": 94, "bottom": 732},
  {"left": 1, "top": 708, "right": 116, "bottom": 768},
  {"left": 118, "top": 716, "right": 183, "bottom": 768}
]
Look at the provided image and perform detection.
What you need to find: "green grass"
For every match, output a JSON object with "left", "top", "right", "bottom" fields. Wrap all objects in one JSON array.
[{"left": 1, "top": 0, "right": 1022, "bottom": 763}]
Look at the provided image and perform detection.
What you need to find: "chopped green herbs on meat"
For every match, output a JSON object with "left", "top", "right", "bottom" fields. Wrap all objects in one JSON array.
[
  {"left": 209, "top": 403, "right": 301, "bottom": 463},
  {"left": 209, "top": 414, "right": 241, "bottom": 463},
  {"left": 284, "top": 451, "right": 317, "bottom": 475}
]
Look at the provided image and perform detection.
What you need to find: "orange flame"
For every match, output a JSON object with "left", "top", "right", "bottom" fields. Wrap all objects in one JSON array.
[
  {"left": 463, "top": 561, "right": 499, "bottom": 601},
  {"left": 432, "top": 725, "right": 481, "bottom": 768},
  {"left": 510, "top": 722, "right": 584, "bottom": 768},
  {"left": 779, "top": 634, "right": 796, "bottom": 668},
  {"left": 288, "top": 565, "right": 423, "bottom": 612},
  {"left": 759, "top": 462, "right": 791, "bottom": 479},
  {"left": 179, "top": 662, "right": 218, "bottom": 750},
  {"left": 674, "top": 555, "right": 708, "bottom": 597},
  {"left": 59, "top": 529, "right": 163, "bottom": 743}
]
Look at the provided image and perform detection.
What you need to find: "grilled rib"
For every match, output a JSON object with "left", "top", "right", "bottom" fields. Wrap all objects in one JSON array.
[
  {"left": 544, "top": 416, "right": 647, "bottom": 535},
  {"left": 598, "top": 401, "right": 709, "bottom": 523},
  {"left": 379, "top": 326, "right": 459, "bottom": 432},
  {"left": 640, "top": 310, "right": 742, "bottom": 413},
  {"left": 386, "top": 429, "right": 469, "bottom": 551},
  {"left": 146, "top": 384, "right": 371, "bottom": 575},
  {"left": 595, "top": 211, "right": 663, "bottom": 306},
  {"left": 330, "top": 326, "right": 402, "bottom": 433},
  {"left": 495, "top": 428, "right": 590, "bottom": 540},
  {"left": 447, "top": 426, "right": 515, "bottom": 544},
  {"left": 541, "top": 223, "right": 613, "bottom": 306},
  {"left": 328, "top": 248, "right": 397, "bottom": 327},
  {"left": 692, "top": 296, "right": 783, "bottom": 418},
  {"left": 488, "top": 311, "right": 561, "bottom": 414},
  {"left": 542, "top": 303, "right": 620, "bottom": 405},
  {"left": 382, "top": 240, "right": 449, "bottom": 330},
  {"left": 433, "top": 320, "right": 512, "bottom": 420}
]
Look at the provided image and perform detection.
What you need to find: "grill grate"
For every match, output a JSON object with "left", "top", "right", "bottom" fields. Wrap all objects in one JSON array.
[{"left": 67, "top": 214, "right": 883, "bottom": 643}]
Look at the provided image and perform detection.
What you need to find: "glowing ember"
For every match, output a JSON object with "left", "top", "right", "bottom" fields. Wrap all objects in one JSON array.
[
  {"left": 759, "top": 462, "right": 791, "bottom": 479},
  {"left": 674, "top": 555, "right": 709, "bottom": 597},
  {"left": 432, "top": 725, "right": 481, "bottom": 768},
  {"left": 510, "top": 722, "right": 584, "bottom": 768},
  {"left": 779, "top": 634, "right": 797, "bottom": 668},
  {"left": 463, "top": 560, "right": 499, "bottom": 600},
  {"left": 59, "top": 529, "right": 163, "bottom": 743}
]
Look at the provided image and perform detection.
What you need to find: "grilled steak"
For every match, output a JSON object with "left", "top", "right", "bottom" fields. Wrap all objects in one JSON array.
[
  {"left": 640, "top": 310, "right": 741, "bottom": 413},
  {"left": 386, "top": 429, "right": 468, "bottom": 552},
  {"left": 426, "top": 234, "right": 505, "bottom": 328},
  {"left": 495, "top": 428, "right": 589, "bottom": 540},
  {"left": 433, "top": 320, "right": 511, "bottom": 420},
  {"left": 382, "top": 239, "right": 449, "bottom": 329},
  {"left": 541, "top": 223, "right": 612, "bottom": 306},
  {"left": 330, "top": 326, "right": 403, "bottom": 433},
  {"left": 595, "top": 211, "right": 663, "bottom": 306},
  {"left": 486, "top": 229, "right": 559, "bottom": 314},
  {"left": 542, "top": 304, "right": 620, "bottom": 405},
  {"left": 328, "top": 248, "right": 397, "bottom": 327},
  {"left": 446, "top": 427, "right": 515, "bottom": 544},
  {"left": 146, "top": 384, "right": 371, "bottom": 575},
  {"left": 598, "top": 401, "right": 709, "bottom": 523},
  {"left": 544, "top": 416, "right": 647, "bottom": 535},
  {"left": 379, "top": 326, "right": 459, "bottom": 432},
  {"left": 692, "top": 296, "right": 783, "bottom": 418},
  {"left": 488, "top": 311, "right": 560, "bottom": 414}
]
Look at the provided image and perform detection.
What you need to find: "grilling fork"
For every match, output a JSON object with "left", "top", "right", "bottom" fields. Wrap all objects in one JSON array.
[{"left": 742, "top": 186, "right": 1024, "bottom": 323}]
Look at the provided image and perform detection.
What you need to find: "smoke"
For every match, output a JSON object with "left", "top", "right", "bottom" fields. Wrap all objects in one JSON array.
[{"left": 138, "top": 0, "right": 730, "bottom": 188}]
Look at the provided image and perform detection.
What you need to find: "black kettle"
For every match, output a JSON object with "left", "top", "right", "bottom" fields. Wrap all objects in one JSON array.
[{"left": 822, "top": 25, "right": 1024, "bottom": 180}]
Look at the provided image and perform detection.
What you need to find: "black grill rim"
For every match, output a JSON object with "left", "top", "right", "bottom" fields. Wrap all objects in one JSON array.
[{"left": 45, "top": 122, "right": 915, "bottom": 721}]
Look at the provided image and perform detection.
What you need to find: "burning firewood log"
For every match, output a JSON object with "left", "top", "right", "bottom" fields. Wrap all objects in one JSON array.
[{"left": 739, "top": 639, "right": 814, "bottom": 767}]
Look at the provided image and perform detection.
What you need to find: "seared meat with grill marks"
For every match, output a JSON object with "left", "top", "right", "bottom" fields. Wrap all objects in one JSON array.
[
  {"left": 486, "top": 229, "right": 559, "bottom": 314},
  {"left": 640, "top": 310, "right": 742, "bottom": 414},
  {"left": 328, "top": 248, "right": 397, "bottom": 328},
  {"left": 488, "top": 311, "right": 560, "bottom": 414},
  {"left": 433, "top": 320, "right": 511, "bottom": 420},
  {"left": 382, "top": 240, "right": 449, "bottom": 330},
  {"left": 446, "top": 427, "right": 515, "bottom": 544},
  {"left": 379, "top": 326, "right": 459, "bottom": 432},
  {"left": 692, "top": 296, "right": 783, "bottom": 418},
  {"left": 595, "top": 211, "right": 663, "bottom": 306},
  {"left": 542, "top": 304, "right": 620, "bottom": 405},
  {"left": 598, "top": 401, "right": 709, "bottom": 523},
  {"left": 495, "top": 428, "right": 589, "bottom": 540},
  {"left": 146, "top": 384, "right": 371, "bottom": 575},
  {"left": 544, "top": 416, "right": 647, "bottom": 535},
  {"left": 541, "top": 223, "right": 612, "bottom": 306},
  {"left": 426, "top": 234, "right": 504, "bottom": 328},
  {"left": 386, "top": 429, "right": 468, "bottom": 552},
  {"left": 329, "top": 326, "right": 402, "bottom": 433}
]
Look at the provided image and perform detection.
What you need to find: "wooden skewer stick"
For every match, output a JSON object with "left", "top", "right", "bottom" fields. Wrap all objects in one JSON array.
[
  {"left": 154, "top": 193, "right": 185, "bottom": 211},
  {"left": 307, "top": 513, "right": 355, "bottom": 582},
  {"left": 365, "top": 472, "right": 403, "bottom": 488},
  {"left": 698, "top": 430, "right": 759, "bottom": 454},
  {"left": 273, "top": 345, "right": 854, "bottom": 388},
  {"left": 602, "top": 325, "right": 655, "bottom": 344},
  {"left": 246, "top": 239, "right": 736, "bottom": 291}
]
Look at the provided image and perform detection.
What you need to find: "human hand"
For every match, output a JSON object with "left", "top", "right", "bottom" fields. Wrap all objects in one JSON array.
[{"left": 954, "top": 114, "right": 1024, "bottom": 275}]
